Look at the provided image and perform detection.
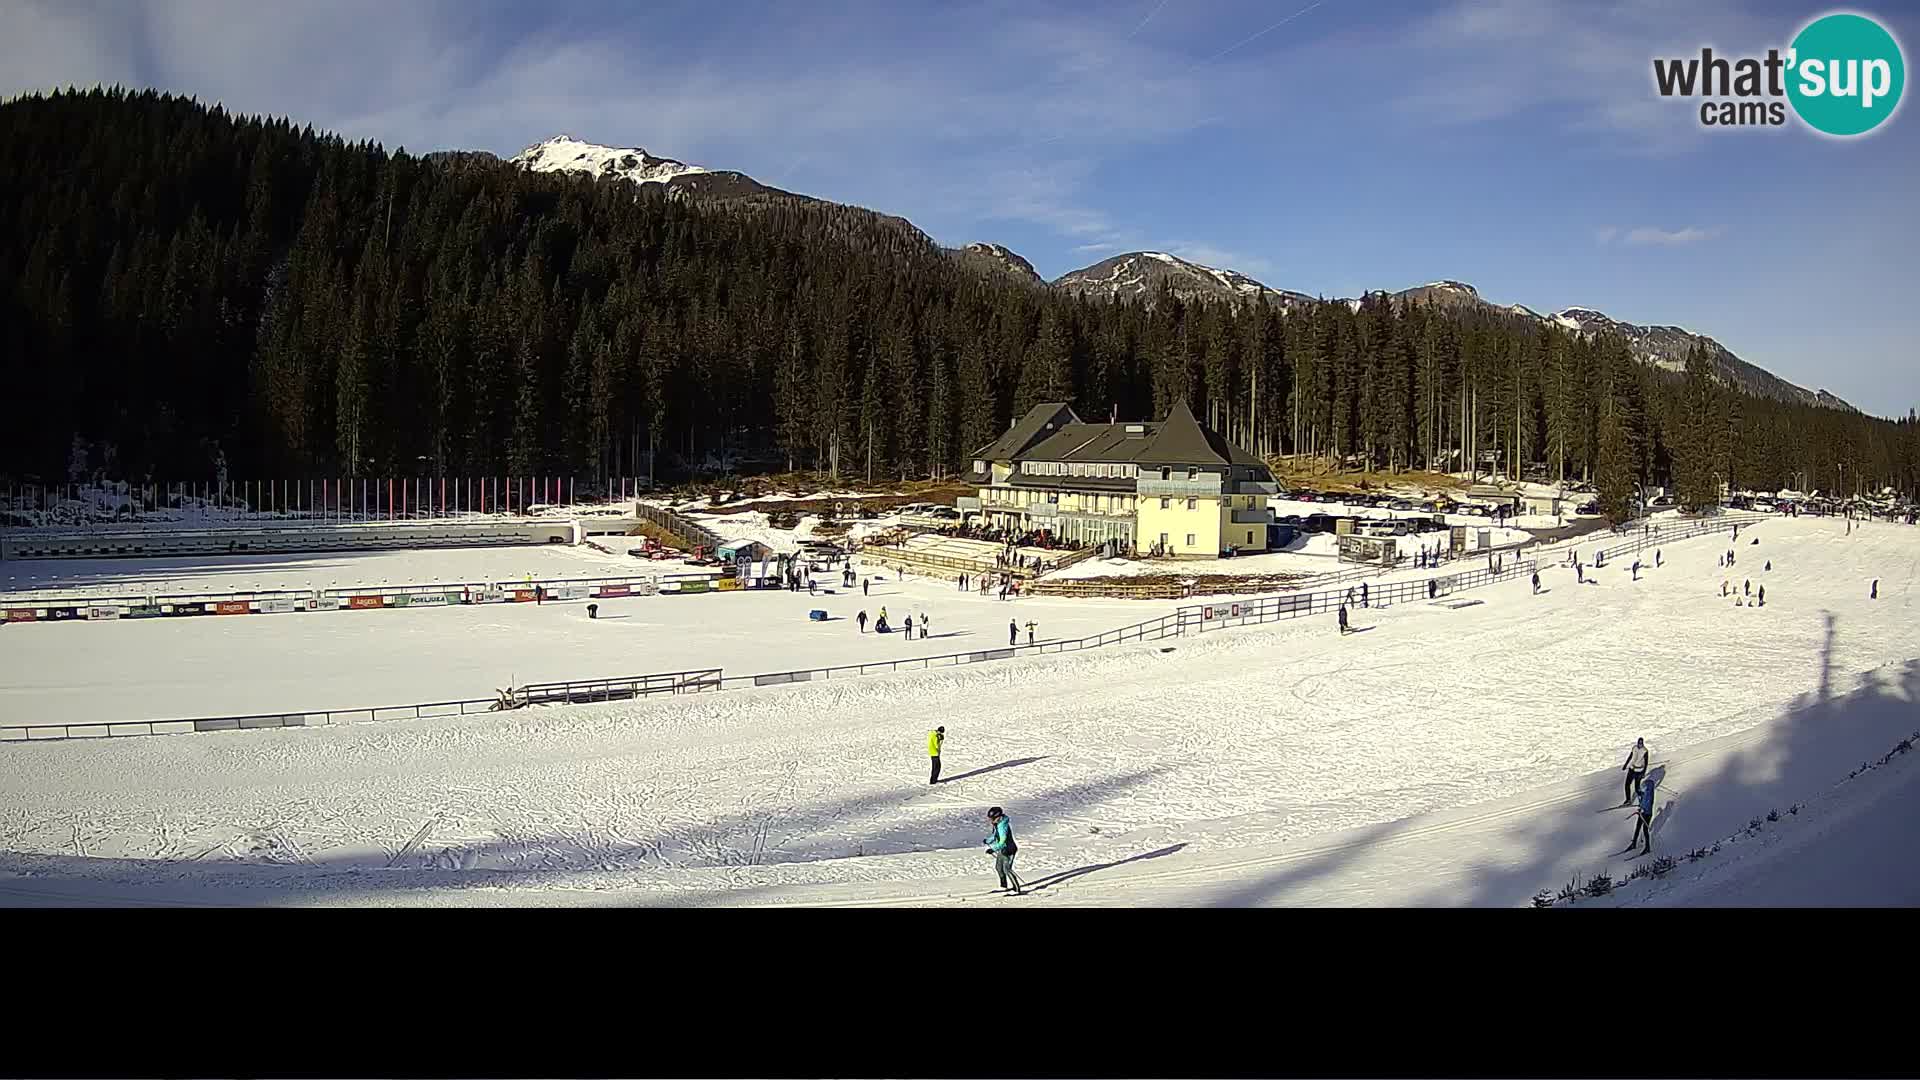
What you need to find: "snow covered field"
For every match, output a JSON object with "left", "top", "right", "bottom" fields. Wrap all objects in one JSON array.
[
  {"left": 0, "top": 563, "right": 1146, "bottom": 724},
  {"left": 1, "top": 513, "right": 1914, "bottom": 906}
]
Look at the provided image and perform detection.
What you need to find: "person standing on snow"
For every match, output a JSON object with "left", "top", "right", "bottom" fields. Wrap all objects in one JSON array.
[
  {"left": 1360, "top": 581, "right": 1369, "bottom": 608},
  {"left": 1338, "top": 603, "right": 1350, "bottom": 635},
  {"left": 1009, "top": 619, "right": 1019, "bottom": 646},
  {"left": 1630, "top": 777, "right": 1656, "bottom": 855},
  {"left": 1531, "top": 571, "right": 1540, "bottom": 595},
  {"left": 857, "top": 610, "right": 869, "bottom": 633},
  {"left": 984, "top": 806, "right": 1022, "bottom": 895},
  {"left": 919, "top": 612, "right": 929, "bottom": 639},
  {"left": 928, "top": 726, "right": 945, "bottom": 785},
  {"left": 1871, "top": 578, "right": 1879, "bottom": 599},
  {"left": 1757, "top": 584, "right": 1765, "bottom": 607},
  {"left": 863, "top": 577, "right": 870, "bottom": 597},
  {"left": 1620, "top": 737, "right": 1649, "bottom": 804},
  {"left": 1025, "top": 620, "right": 1037, "bottom": 645}
]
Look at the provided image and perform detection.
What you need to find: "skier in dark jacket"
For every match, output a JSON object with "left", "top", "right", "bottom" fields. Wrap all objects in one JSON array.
[
  {"left": 1531, "top": 571, "right": 1540, "bottom": 595},
  {"left": 1871, "top": 578, "right": 1879, "bottom": 599},
  {"left": 1757, "top": 584, "right": 1765, "bottom": 606},
  {"left": 1630, "top": 778, "right": 1656, "bottom": 855},
  {"left": 1009, "top": 619, "right": 1018, "bottom": 646},
  {"left": 863, "top": 578, "right": 870, "bottom": 597},
  {"left": 1359, "top": 582, "right": 1369, "bottom": 608},
  {"left": 857, "top": 610, "right": 869, "bottom": 633},
  {"left": 1337, "top": 604, "right": 1350, "bottom": 634},
  {"left": 984, "top": 806, "right": 1022, "bottom": 895}
]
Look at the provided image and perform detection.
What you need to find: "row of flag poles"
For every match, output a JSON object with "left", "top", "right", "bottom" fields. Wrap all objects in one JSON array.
[{"left": 2, "top": 477, "right": 655, "bottom": 524}]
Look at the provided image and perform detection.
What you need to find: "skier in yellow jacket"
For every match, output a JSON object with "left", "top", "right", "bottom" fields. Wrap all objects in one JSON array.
[{"left": 928, "top": 726, "right": 946, "bottom": 785}]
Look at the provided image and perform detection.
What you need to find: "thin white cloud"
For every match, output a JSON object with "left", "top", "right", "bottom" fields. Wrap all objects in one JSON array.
[
  {"left": 1622, "top": 225, "right": 1720, "bottom": 246},
  {"left": 1594, "top": 226, "right": 1620, "bottom": 245},
  {"left": 1394, "top": 0, "right": 1778, "bottom": 153}
]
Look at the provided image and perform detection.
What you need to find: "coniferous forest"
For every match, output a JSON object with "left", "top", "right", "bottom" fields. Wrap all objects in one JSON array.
[{"left": 4, "top": 89, "right": 1917, "bottom": 512}]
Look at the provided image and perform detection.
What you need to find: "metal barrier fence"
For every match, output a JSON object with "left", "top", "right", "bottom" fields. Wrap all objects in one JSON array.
[
  {"left": 0, "top": 567, "right": 726, "bottom": 617},
  {"left": 1181, "top": 559, "right": 1538, "bottom": 632},
  {"left": 1, "top": 668, "right": 729, "bottom": 741}
]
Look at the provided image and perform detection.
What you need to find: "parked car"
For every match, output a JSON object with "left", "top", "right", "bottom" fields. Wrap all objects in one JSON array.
[
  {"left": 1388, "top": 499, "right": 1416, "bottom": 511},
  {"left": 1576, "top": 501, "right": 1599, "bottom": 515},
  {"left": 1303, "top": 513, "right": 1335, "bottom": 533}
]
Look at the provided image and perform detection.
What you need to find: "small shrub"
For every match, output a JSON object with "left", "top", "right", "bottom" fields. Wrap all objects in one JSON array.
[
  {"left": 1557, "top": 875, "right": 1581, "bottom": 904},
  {"left": 1687, "top": 846, "right": 1711, "bottom": 860},
  {"left": 1749, "top": 816, "right": 1764, "bottom": 831},
  {"left": 1788, "top": 802, "right": 1804, "bottom": 815},
  {"left": 1532, "top": 889, "right": 1556, "bottom": 908},
  {"left": 1651, "top": 855, "right": 1678, "bottom": 877},
  {"left": 1585, "top": 871, "right": 1615, "bottom": 897},
  {"left": 1766, "top": 808, "right": 1781, "bottom": 822}
]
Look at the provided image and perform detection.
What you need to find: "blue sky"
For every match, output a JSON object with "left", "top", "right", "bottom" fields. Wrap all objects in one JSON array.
[{"left": 4, "top": 0, "right": 1916, "bottom": 416}]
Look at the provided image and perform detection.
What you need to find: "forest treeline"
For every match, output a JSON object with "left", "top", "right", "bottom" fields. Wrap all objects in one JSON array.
[{"left": 3, "top": 88, "right": 1915, "bottom": 518}]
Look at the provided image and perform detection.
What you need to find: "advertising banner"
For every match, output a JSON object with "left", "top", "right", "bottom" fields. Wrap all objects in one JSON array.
[
  {"left": 127, "top": 605, "right": 163, "bottom": 618},
  {"left": 87, "top": 607, "right": 121, "bottom": 621},
  {"left": 677, "top": 579, "right": 709, "bottom": 594},
  {"left": 595, "top": 584, "right": 631, "bottom": 598},
  {"left": 312, "top": 596, "right": 345, "bottom": 611},
  {"left": 258, "top": 598, "right": 298, "bottom": 614},
  {"left": 554, "top": 586, "right": 589, "bottom": 601},
  {"left": 348, "top": 595, "right": 384, "bottom": 610},
  {"left": 634, "top": 581, "right": 658, "bottom": 597},
  {"left": 5, "top": 609, "right": 37, "bottom": 622},
  {"left": 511, "top": 590, "right": 537, "bottom": 602},
  {"left": 471, "top": 590, "right": 505, "bottom": 604},
  {"left": 215, "top": 601, "right": 251, "bottom": 615}
]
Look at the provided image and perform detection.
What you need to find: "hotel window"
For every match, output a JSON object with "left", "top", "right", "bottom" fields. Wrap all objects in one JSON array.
[
  {"left": 1185, "top": 533, "right": 1196, "bottom": 546},
  {"left": 1160, "top": 497, "right": 1170, "bottom": 510},
  {"left": 1160, "top": 467, "right": 1171, "bottom": 480},
  {"left": 1186, "top": 497, "right": 1196, "bottom": 510},
  {"left": 1188, "top": 468, "right": 1199, "bottom": 480}
]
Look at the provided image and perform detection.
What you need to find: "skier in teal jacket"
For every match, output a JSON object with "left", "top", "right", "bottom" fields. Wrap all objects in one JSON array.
[{"left": 984, "top": 806, "right": 1023, "bottom": 895}]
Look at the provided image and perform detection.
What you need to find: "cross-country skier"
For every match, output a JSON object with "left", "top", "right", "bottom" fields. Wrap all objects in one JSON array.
[
  {"left": 1630, "top": 778, "right": 1655, "bottom": 855},
  {"left": 586, "top": 603, "right": 599, "bottom": 619},
  {"left": 1722, "top": 580, "right": 1729, "bottom": 597},
  {"left": 1009, "top": 619, "right": 1018, "bottom": 646},
  {"left": 1764, "top": 560, "right": 1770, "bottom": 572},
  {"left": 1758, "top": 584, "right": 1765, "bottom": 607},
  {"left": 1631, "top": 559, "right": 1640, "bottom": 581},
  {"left": 1744, "top": 579, "right": 1750, "bottom": 597},
  {"left": 863, "top": 578, "right": 870, "bottom": 596},
  {"left": 1338, "top": 603, "right": 1350, "bottom": 635},
  {"left": 928, "top": 726, "right": 945, "bottom": 784},
  {"left": 1655, "top": 549, "right": 1661, "bottom": 568},
  {"left": 857, "top": 610, "right": 869, "bottom": 633},
  {"left": 1360, "top": 582, "right": 1369, "bottom": 608},
  {"left": 984, "top": 807, "right": 1022, "bottom": 894},
  {"left": 1532, "top": 571, "right": 1540, "bottom": 595},
  {"left": 1621, "top": 737, "right": 1649, "bottom": 803},
  {"left": 1871, "top": 578, "right": 1879, "bottom": 599}
]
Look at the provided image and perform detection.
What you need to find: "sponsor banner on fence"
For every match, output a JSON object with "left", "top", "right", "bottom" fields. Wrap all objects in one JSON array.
[
  {"left": 167, "top": 603, "right": 208, "bottom": 616},
  {"left": 86, "top": 607, "right": 121, "bottom": 621},
  {"left": 511, "top": 590, "right": 537, "bottom": 603},
  {"left": 595, "top": 584, "right": 631, "bottom": 598},
  {"left": 127, "top": 604, "right": 162, "bottom": 618},
  {"left": 470, "top": 590, "right": 505, "bottom": 604},
  {"left": 715, "top": 578, "right": 742, "bottom": 591},
  {"left": 312, "top": 596, "right": 344, "bottom": 611},
  {"left": 348, "top": 595, "right": 385, "bottom": 610},
  {"left": 5, "top": 609, "right": 38, "bottom": 622},
  {"left": 634, "top": 581, "right": 658, "bottom": 597},
  {"left": 677, "top": 580, "right": 709, "bottom": 594},
  {"left": 554, "top": 586, "right": 589, "bottom": 601},
  {"left": 215, "top": 601, "right": 251, "bottom": 615},
  {"left": 48, "top": 607, "right": 84, "bottom": 620},
  {"left": 258, "top": 598, "right": 298, "bottom": 614}
]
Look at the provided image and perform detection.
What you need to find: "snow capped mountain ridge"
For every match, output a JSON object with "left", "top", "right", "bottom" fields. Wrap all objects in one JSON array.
[
  {"left": 1051, "top": 250, "right": 1312, "bottom": 307},
  {"left": 510, "top": 135, "right": 710, "bottom": 185}
]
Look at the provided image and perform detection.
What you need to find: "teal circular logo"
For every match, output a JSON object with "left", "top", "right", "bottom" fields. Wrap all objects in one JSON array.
[{"left": 1787, "top": 13, "right": 1905, "bottom": 136}]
